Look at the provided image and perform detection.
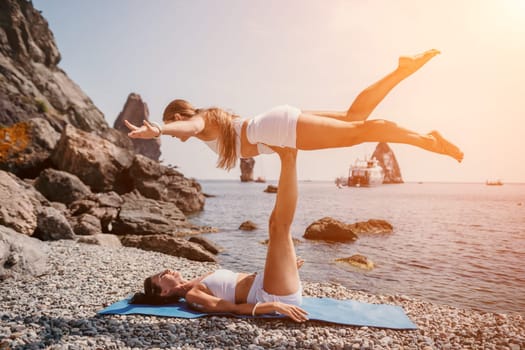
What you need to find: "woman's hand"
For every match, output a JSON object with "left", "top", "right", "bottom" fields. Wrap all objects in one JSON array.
[
  {"left": 269, "top": 146, "right": 298, "bottom": 159},
  {"left": 274, "top": 302, "right": 309, "bottom": 323},
  {"left": 124, "top": 120, "right": 161, "bottom": 139},
  {"left": 296, "top": 257, "right": 305, "bottom": 269}
]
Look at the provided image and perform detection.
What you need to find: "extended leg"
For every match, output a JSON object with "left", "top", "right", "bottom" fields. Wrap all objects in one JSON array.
[
  {"left": 263, "top": 148, "right": 301, "bottom": 296},
  {"left": 346, "top": 49, "right": 440, "bottom": 121},
  {"left": 296, "top": 114, "right": 463, "bottom": 162}
]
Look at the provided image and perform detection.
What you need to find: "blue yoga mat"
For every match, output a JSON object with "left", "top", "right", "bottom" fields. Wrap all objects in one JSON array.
[{"left": 99, "top": 296, "right": 417, "bottom": 330}]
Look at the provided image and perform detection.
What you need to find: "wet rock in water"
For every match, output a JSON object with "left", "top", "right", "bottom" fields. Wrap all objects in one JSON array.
[
  {"left": 304, "top": 217, "right": 393, "bottom": 242},
  {"left": 303, "top": 217, "right": 359, "bottom": 242},
  {"left": 120, "top": 234, "right": 217, "bottom": 262},
  {"left": 336, "top": 254, "right": 375, "bottom": 270},
  {"left": 351, "top": 219, "right": 393, "bottom": 235},
  {"left": 188, "top": 236, "right": 223, "bottom": 254},
  {"left": 240, "top": 157, "right": 255, "bottom": 182},
  {"left": 0, "top": 170, "right": 38, "bottom": 236},
  {"left": 34, "top": 206, "right": 75, "bottom": 241},
  {"left": 264, "top": 185, "right": 278, "bottom": 193},
  {"left": 0, "top": 118, "right": 60, "bottom": 178},
  {"left": 0, "top": 225, "right": 49, "bottom": 280},
  {"left": 51, "top": 124, "right": 134, "bottom": 192},
  {"left": 239, "top": 220, "right": 257, "bottom": 231},
  {"left": 34, "top": 168, "right": 92, "bottom": 205},
  {"left": 113, "top": 93, "right": 161, "bottom": 161},
  {"left": 76, "top": 233, "right": 122, "bottom": 248}
]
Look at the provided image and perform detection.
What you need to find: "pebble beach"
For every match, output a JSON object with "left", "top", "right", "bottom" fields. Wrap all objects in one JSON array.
[{"left": 1, "top": 241, "right": 524, "bottom": 349}]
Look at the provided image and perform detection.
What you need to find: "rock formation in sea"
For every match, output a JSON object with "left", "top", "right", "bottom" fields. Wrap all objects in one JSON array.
[
  {"left": 303, "top": 217, "right": 393, "bottom": 242},
  {"left": 113, "top": 93, "right": 161, "bottom": 161},
  {"left": 372, "top": 142, "right": 404, "bottom": 184},
  {"left": 240, "top": 157, "right": 255, "bottom": 182},
  {"left": 335, "top": 254, "right": 375, "bottom": 270},
  {"left": 0, "top": 0, "right": 216, "bottom": 275}
]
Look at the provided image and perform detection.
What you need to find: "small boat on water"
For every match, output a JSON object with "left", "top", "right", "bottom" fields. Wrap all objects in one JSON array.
[
  {"left": 347, "top": 157, "right": 384, "bottom": 187},
  {"left": 486, "top": 179, "right": 503, "bottom": 186}
]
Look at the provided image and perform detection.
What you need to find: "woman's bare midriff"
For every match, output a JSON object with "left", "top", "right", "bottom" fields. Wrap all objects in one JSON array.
[
  {"left": 235, "top": 272, "right": 257, "bottom": 304},
  {"left": 239, "top": 120, "right": 260, "bottom": 158}
]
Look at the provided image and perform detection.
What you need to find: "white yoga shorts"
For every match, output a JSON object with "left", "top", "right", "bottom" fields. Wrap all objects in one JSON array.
[
  {"left": 246, "top": 271, "right": 303, "bottom": 306},
  {"left": 246, "top": 105, "right": 301, "bottom": 150}
]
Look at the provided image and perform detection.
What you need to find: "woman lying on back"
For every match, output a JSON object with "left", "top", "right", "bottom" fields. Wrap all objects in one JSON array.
[{"left": 131, "top": 147, "right": 309, "bottom": 322}]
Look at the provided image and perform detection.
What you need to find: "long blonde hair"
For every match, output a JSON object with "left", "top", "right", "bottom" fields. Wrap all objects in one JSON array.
[{"left": 163, "top": 99, "right": 239, "bottom": 170}]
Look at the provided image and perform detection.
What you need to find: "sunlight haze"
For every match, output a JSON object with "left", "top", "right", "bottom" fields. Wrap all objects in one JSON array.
[{"left": 33, "top": 0, "right": 525, "bottom": 183}]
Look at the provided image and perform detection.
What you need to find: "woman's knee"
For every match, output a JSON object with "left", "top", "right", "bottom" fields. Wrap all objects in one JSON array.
[{"left": 268, "top": 212, "right": 291, "bottom": 240}]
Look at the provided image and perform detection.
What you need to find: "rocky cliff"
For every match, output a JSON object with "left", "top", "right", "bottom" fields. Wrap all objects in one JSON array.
[
  {"left": 0, "top": 0, "right": 107, "bottom": 133},
  {"left": 372, "top": 142, "right": 403, "bottom": 184},
  {"left": 0, "top": 0, "right": 215, "bottom": 275}
]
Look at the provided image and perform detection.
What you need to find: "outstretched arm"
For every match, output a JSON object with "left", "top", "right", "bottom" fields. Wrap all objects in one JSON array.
[
  {"left": 125, "top": 118, "right": 205, "bottom": 140},
  {"left": 185, "top": 285, "right": 308, "bottom": 322}
]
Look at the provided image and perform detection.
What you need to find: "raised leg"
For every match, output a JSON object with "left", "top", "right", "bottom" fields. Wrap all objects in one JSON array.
[
  {"left": 296, "top": 114, "right": 463, "bottom": 162},
  {"left": 345, "top": 49, "right": 440, "bottom": 121},
  {"left": 263, "top": 148, "right": 301, "bottom": 296}
]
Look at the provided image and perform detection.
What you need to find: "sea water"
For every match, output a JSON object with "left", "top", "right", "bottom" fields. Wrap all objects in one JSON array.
[{"left": 189, "top": 181, "right": 525, "bottom": 316}]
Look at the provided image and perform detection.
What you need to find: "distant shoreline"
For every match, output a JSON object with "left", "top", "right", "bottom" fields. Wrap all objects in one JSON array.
[{"left": 197, "top": 179, "right": 525, "bottom": 185}]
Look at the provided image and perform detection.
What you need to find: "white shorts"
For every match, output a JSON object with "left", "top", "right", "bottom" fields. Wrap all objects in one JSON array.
[
  {"left": 246, "top": 271, "right": 303, "bottom": 306},
  {"left": 246, "top": 105, "right": 301, "bottom": 150}
]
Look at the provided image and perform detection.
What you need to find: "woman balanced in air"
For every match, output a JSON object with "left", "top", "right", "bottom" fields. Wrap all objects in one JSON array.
[
  {"left": 131, "top": 147, "right": 309, "bottom": 322},
  {"left": 125, "top": 49, "right": 463, "bottom": 169}
]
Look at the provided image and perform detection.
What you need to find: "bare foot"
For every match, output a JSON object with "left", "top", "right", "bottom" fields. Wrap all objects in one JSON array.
[
  {"left": 398, "top": 49, "right": 441, "bottom": 75},
  {"left": 428, "top": 130, "right": 464, "bottom": 162}
]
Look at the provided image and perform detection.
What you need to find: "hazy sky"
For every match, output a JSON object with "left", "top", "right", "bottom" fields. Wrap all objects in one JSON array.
[{"left": 33, "top": 0, "right": 525, "bottom": 182}]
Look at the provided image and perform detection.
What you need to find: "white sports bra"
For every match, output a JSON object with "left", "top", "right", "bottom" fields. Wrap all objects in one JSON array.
[
  {"left": 201, "top": 269, "right": 238, "bottom": 303},
  {"left": 203, "top": 118, "right": 274, "bottom": 157}
]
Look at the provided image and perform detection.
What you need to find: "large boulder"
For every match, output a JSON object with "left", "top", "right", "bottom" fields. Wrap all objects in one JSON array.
[
  {"left": 34, "top": 168, "right": 92, "bottom": 205},
  {"left": 0, "top": 118, "right": 60, "bottom": 178},
  {"left": 122, "top": 154, "right": 205, "bottom": 213},
  {"left": 111, "top": 191, "right": 199, "bottom": 236},
  {"left": 304, "top": 217, "right": 393, "bottom": 242},
  {"left": 120, "top": 234, "right": 217, "bottom": 262},
  {"left": 240, "top": 157, "right": 255, "bottom": 182},
  {"left": 372, "top": 142, "right": 403, "bottom": 184},
  {"left": 33, "top": 206, "right": 75, "bottom": 241},
  {"left": 0, "top": 224, "right": 49, "bottom": 280},
  {"left": 0, "top": 170, "right": 38, "bottom": 235},
  {"left": 72, "top": 213, "right": 102, "bottom": 236},
  {"left": 304, "top": 217, "right": 359, "bottom": 242},
  {"left": 77, "top": 233, "right": 122, "bottom": 248},
  {"left": 188, "top": 236, "right": 223, "bottom": 255},
  {"left": 113, "top": 93, "right": 161, "bottom": 161},
  {"left": 51, "top": 124, "right": 134, "bottom": 192},
  {"left": 68, "top": 192, "right": 122, "bottom": 233},
  {"left": 0, "top": 0, "right": 108, "bottom": 133}
]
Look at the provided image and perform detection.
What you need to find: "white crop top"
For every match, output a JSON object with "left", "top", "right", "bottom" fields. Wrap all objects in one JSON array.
[
  {"left": 201, "top": 269, "right": 238, "bottom": 303},
  {"left": 203, "top": 118, "right": 274, "bottom": 158}
]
